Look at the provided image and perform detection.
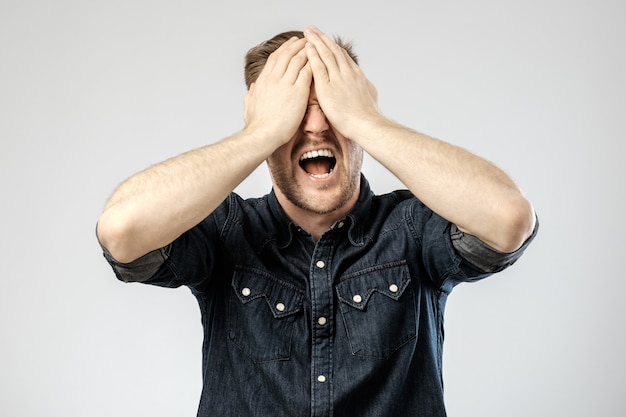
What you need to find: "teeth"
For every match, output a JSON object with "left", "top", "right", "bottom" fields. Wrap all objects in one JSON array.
[
  {"left": 300, "top": 149, "right": 334, "bottom": 161},
  {"left": 310, "top": 172, "right": 332, "bottom": 179}
]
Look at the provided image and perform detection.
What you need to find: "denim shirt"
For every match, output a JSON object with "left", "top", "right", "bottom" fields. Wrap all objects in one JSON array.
[{"left": 102, "top": 176, "right": 537, "bottom": 417}]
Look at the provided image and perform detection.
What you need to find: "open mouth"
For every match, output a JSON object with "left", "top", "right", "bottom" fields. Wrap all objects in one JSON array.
[{"left": 299, "top": 149, "right": 337, "bottom": 179}]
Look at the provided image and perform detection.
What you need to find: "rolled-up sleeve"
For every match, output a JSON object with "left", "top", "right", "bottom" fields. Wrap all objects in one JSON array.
[
  {"left": 450, "top": 216, "right": 539, "bottom": 273},
  {"left": 100, "top": 244, "right": 172, "bottom": 283}
]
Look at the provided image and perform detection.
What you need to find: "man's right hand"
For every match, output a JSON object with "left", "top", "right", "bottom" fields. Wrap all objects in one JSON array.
[
  {"left": 243, "top": 37, "right": 312, "bottom": 148},
  {"left": 97, "top": 37, "right": 314, "bottom": 264}
]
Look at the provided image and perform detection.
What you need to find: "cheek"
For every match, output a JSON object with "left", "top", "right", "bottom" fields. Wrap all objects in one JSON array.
[
  {"left": 268, "top": 143, "right": 292, "bottom": 166},
  {"left": 347, "top": 144, "right": 364, "bottom": 169},
  {"left": 267, "top": 149, "right": 298, "bottom": 181}
]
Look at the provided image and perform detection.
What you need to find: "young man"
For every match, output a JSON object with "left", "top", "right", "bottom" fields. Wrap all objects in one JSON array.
[{"left": 97, "top": 26, "right": 537, "bottom": 417}]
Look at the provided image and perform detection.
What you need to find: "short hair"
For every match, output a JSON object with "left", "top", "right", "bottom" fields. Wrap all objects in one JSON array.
[{"left": 244, "top": 30, "right": 358, "bottom": 89}]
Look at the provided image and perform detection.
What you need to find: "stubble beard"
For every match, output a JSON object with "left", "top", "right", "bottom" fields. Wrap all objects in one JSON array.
[{"left": 269, "top": 145, "right": 363, "bottom": 215}]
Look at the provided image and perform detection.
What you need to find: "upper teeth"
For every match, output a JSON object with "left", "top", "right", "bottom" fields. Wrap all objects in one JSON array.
[{"left": 300, "top": 149, "right": 334, "bottom": 160}]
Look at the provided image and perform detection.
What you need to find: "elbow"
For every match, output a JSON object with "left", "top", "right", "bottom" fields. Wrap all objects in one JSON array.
[
  {"left": 96, "top": 212, "right": 139, "bottom": 264},
  {"left": 495, "top": 197, "right": 536, "bottom": 253}
]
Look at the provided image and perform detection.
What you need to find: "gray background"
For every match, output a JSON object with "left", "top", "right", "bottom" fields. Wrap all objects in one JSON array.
[{"left": 1, "top": 0, "right": 624, "bottom": 416}]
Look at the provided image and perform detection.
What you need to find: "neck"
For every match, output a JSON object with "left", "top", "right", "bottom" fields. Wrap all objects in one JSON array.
[{"left": 274, "top": 187, "right": 360, "bottom": 242}]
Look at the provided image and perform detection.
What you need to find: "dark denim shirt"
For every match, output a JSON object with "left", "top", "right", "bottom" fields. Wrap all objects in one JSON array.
[{"left": 102, "top": 176, "right": 537, "bottom": 417}]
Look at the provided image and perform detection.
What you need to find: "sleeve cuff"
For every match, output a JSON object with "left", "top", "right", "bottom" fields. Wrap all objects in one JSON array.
[
  {"left": 101, "top": 244, "right": 171, "bottom": 283},
  {"left": 450, "top": 219, "right": 538, "bottom": 273}
]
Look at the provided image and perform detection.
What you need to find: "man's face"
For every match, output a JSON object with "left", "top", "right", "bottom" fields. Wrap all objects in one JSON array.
[{"left": 267, "top": 84, "right": 363, "bottom": 215}]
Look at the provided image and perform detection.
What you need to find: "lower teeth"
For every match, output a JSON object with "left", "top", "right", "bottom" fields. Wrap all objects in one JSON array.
[{"left": 310, "top": 169, "right": 332, "bottom": 179}]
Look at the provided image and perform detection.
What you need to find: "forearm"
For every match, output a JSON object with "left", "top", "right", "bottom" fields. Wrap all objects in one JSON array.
[
  {"left": 98, "top": 38, "right": 313, "bottom": 263},
  {"left": 97, "top": 130, "right": 275, "bottom": 263},
  {"left": 300, "top": 27, "right": 535, "bottom": 251},
  {"left": 354, "top": 117, "right": 535, "bottom": 252}
]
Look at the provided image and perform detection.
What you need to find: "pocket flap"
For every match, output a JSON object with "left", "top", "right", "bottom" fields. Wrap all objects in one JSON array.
[
  {"left": 336, "top": 262, "right": 411, "bottom": 311},
  {"left": 232, "top": 266, "right": 303, "bottom": 318}
]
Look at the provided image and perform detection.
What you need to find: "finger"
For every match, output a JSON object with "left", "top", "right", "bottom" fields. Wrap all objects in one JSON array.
[
  {"left": 284, "top": 46, "right": 310, "bottom": 85},
  {"left": 304, "top": 26, "right": 351, "bottom": 75},
  {"left": 303, "top": 27, "right": 342, "bottom": 78},
  {"left": 294, "top": 61, "right": 313, "bottom": 90},
  {"left": 305, "top": 40, "right": 330, "bottom": 84},
  {"left": 264, "top": 37, "right": 307, "bottom": 79},
  {"left": 259, "top": 36, "right": 296, "bottom": 75}
]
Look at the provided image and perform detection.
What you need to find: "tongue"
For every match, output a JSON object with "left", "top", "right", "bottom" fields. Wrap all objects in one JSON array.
[{"left": 302, "top": 158, "right": 331, "bottom": 175}]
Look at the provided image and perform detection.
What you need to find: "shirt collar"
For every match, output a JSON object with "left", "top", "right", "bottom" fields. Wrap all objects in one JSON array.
[
  {"left": 269, "top": 175, "right": 373, "bottom": 249},
  {"left": 345, "top": 174, "right": 372, "bottom": 247}
]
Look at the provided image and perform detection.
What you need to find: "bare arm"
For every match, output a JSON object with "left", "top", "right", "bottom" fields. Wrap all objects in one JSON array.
[
  {"left": 348, "top": 120, "right": 535, "bottom": 252},
  {"left": 304, "top": 26, "right": 535, "bottom": 252},
  {"left": 97, "top": 37, "right": 312, "bottom": 263}
]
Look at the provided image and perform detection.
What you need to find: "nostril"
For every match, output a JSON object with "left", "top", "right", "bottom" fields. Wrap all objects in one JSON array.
[{"left": 304, "top": 129, "right": 329, "bottom": 137}]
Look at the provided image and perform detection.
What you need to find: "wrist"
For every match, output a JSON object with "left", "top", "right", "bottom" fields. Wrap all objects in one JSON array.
[{"left": 240, "top": 125, "right": 289, "bottom": 155}]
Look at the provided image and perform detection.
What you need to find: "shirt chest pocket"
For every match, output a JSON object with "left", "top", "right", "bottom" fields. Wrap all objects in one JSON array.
[
  {"left": 228, "top": 266, "right": 304, "bottom": 363},
  {"left": 336, "top": 261, "right": 417, "bottom": 359}
]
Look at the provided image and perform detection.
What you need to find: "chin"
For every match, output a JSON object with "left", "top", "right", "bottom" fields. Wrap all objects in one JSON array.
[{"left": 296, "top": 187, "right": 356, "bottom": 215}]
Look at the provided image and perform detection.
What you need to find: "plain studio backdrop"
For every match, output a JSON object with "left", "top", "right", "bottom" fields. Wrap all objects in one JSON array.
[{"left": 1, "top": 0, "right": 624, "bottom": 416}]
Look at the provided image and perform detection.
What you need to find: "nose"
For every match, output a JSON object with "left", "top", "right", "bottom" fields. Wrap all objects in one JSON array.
[{"left": 302, "top": 105, "right": 329, "bottom": 136}]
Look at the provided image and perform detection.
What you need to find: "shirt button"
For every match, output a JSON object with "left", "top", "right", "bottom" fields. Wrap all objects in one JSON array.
[
  {"left": 276, "top": 303, "right": 285, "bottom": 312},
  {"left": 389, "top": 284, "right": 399, "bottom": 293},
  {"left": 241, "top": 287, "right": 251, "bottom": 297},
  {"left": 337, "top": 221, "right": 345, "bottom": 228},
  {"left": 352, "top": 294, "right": 362, "bottom": 303},
  {"left": 317, "top": 316, "right": 327, "bottom": 326},
  {"left": 316, "top": 260, "right": 325, "bottom": 269},
  {"left": 317, "top": 375, "right": 327, "bottom": 383}
]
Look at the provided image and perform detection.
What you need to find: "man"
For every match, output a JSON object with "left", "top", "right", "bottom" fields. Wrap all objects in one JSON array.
[{"left": 97, "top": 26, "right": 537, "bottom": 416}]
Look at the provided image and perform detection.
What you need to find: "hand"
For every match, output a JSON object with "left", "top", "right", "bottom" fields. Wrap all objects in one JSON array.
[
  {"left": 243, "top": 37, "right": 312, "bottom": 147},
  {"left": 303, "top": 26, "right": 381, "bottom": 139}
]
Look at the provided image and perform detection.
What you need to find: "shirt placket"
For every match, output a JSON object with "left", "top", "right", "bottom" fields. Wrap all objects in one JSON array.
[{"left": 309, "top": 237, "right": 335, "bottom": 417}]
